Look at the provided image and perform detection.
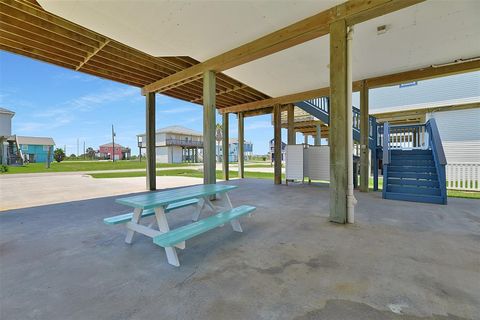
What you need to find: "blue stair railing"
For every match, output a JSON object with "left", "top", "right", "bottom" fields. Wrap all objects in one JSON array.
[
  {"left": 426, "top": 118, "right": 448, "bottom": 204},
  {"left": 382, "top": 122, "right": 391, "bottom": 199}
]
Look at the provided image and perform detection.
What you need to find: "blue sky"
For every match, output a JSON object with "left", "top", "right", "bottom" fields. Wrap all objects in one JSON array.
[
  {"left": 1, "top": 50, "right": 478, "bottom": 156},
  {"left": 0, "top": 51, "right": 283, "bottom": 155}
]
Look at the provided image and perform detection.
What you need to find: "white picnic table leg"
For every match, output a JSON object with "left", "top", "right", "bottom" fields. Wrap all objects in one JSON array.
[
  {"left": 154, "top": 207, "right": 180, "bottom": 267},
  {"left": 125, "top": 207, "right": 142, "bottom": 244},
  {"left": 223, "top": 193, "right": 243, "bottom": 233},
  {"left": 192, "top": 198, "right": 205, "bottom": 221}
]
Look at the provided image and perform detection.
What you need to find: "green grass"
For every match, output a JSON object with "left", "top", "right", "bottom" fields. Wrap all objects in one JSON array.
[
  {"left": 244, "top": 164, "right": 273, "bottom": 168},
  {"left": 447, "top": 190, "right": 480, "bottom": 199},
  {"left": 90, "top": 169, "right": 284, "bottom": 180},
  {"left": 3, "top": 161, "right": 198, "bottom": 174},
  {"left": 367, "top": 176, "right": 479, "bottom": 199}
]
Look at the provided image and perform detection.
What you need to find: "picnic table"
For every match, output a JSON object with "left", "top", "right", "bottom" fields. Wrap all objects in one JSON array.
[{"left": 105, "top": 184, "right": 255, "bottom": 266}]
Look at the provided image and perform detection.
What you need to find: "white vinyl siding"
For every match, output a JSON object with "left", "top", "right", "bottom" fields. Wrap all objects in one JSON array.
[{"left": 427, "top": 108, "right": 480, "bottom": 163}]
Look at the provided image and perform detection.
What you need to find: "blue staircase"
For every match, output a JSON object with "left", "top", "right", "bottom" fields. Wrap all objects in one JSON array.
[
  {"left": 294, "top": 97, "right": 448, "bottom": 205},
  {"left": 381, "top": 121, "right": 447, "bottom": 204}
]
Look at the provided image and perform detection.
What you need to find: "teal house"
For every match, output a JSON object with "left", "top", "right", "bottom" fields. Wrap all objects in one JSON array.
[{"left": 16, "top": 136, "right": 55, "bottom": 163}]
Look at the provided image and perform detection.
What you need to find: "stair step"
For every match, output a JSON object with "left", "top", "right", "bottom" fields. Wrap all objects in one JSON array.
[
  {"left": 388, "top": 171, "right": 438, "bottom": 180},
  {"left": 384, "top": 192, "right": 446, "bottom": 204},
  {"left": 391, "top": 149, "right": 431, "bottom": 155},
  {"left": 387, "top": 178, "right": 439, "bottom": 188},
  {"left": 390, "top": 159, "right": 435, "bottom": 167},
  {"left": 387, "top": 185, "right": 440, "bottom": 196},
  {"left": 391, "top": 154, "right": 433, "bottom": 161},
  {"left": 388, "top": 166, "right": 436, "bottom": 173}
]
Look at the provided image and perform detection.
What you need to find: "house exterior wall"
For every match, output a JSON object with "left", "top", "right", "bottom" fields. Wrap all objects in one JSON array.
[
  {"left": 156, "top": 146, "right": 169, "bottom": 163},
  {"left": 19, "top": 144, "right": 54, "bottom": 163},
  {"left": 427, "top": 108, "right": 480, "bottom": 163},
  {"left": 171, "top": 146, "right": 183, "bottom": 163},
  {"left": 216, "top": 142, "right": 253, "bottom": 162},
  {"left": 0, "top": 113, "right": 13, "bottom": 138},
  {"left": 155, "top": 146, "right": 184, "bottom": 163},
  {"left": 99, "top": 145, "right": 123, "bottom": 157}
]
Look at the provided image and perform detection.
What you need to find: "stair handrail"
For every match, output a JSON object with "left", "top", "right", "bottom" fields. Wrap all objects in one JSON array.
[
  {"left": 426, "top": 118, "right": 447, "bottom": 204},
  {"left": 382, "top": 122, "right": 391, "bottom": 165},
  {"left": 426, "top": 119, "right": 446, "bottom": 165}
]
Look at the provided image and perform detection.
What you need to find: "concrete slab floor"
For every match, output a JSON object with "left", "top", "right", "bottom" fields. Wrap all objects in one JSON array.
[{"left": 0, "top": 179, "right": 479, "bottom": 320}]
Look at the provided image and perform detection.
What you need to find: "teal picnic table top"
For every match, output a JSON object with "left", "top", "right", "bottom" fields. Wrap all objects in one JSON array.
[{"left": 115, "top": 184, "right": 237, "bottom": 209}]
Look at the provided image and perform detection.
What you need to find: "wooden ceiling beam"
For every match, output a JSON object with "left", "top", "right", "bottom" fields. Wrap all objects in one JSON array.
[
  {"left": 220, "top": 87, "right": 330, "bottom": 114},
  {"left": 142, "top": 0, "right": 424, "bottom": 94},
  {"left": 365, "top": 58, "right": 480, "bottom": 89},
  {"left": 222, "top": 59, "right": 480, "bottom": 114}
]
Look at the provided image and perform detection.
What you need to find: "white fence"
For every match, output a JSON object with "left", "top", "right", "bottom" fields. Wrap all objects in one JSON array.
[{"left": 446, "top": 162, "right": 480, "bottom": 191}]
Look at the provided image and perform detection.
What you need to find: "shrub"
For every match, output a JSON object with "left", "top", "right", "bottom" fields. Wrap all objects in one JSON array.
[
  {"left": 54, "top": 148, "right": 66, "bottom": 163},
  {"left": 0, "top": 165, "right": 8, "bottom": 173}
]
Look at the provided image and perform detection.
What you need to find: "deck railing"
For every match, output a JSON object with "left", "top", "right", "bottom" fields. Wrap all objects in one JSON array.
[
  {"left": 446, "top": 163, "right": 480, "bottom": 191},
  {"left": 165, "top": 139, "right": 203, "bottom": 147},
  {"left": 377, "top": 123, "right": 428, "bottom": 150}
]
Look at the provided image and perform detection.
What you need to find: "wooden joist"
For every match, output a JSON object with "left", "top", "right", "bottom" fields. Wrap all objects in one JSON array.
[{"left": 0, "top": 0, "right": 270, "bottom": 108}]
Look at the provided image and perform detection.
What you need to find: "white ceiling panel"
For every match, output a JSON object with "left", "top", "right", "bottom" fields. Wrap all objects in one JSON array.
[{"left": 39, "top": 0, "right": 480, "bottom": 98}]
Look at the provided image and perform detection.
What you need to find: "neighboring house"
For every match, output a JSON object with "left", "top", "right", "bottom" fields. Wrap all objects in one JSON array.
[
  {"left": 372, "top": 98, "right": 480, "bottom": 165},
  {"left": 0, "top": 107, "right": 55, "bottom": 165},
  {"left": 137, "top": 126, "right": 203, "bottom": 164},
  {"left": 269, "top": 139, "right": 287, "bottom": 163},
  {"left": 17, "top": 136, "right": 55, "bottom": 163},
  {"left": 0, "top": 107, "right": 15, "bottom": 165},
  {"left": 97, "top": 143, "right": 131, "bottom": 160},
  {"left": 216, "top": 138, "right": 253, "bottom": 162}
]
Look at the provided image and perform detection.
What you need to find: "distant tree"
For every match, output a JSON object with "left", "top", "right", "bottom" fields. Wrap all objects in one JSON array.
[
  {"left": 86, "top": 147, "right": 96, "bottom": 159},
  {"left": 54, "top": 148, "right": 66, "bottom": 163}
]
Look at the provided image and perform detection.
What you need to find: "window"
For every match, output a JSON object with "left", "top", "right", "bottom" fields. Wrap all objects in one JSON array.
[
  {"left": 21, "top": 145, "right": 28, "bottom": 151},
  {"left": 43, "top": 145, "right": 50, "bottom": 151}
]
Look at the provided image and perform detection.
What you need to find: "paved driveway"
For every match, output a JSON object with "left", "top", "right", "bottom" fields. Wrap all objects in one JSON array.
[{"left": 0, "top": 173, "right": 202, "bottom": 211}]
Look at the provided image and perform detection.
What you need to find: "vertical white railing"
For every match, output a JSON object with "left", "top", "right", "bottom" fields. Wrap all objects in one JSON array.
[
  {"left": 386, "top": 124, "right": 428, "bottom": 150},
  {"left": 446, "top": 163, "right": 480, "bottom": 191}
]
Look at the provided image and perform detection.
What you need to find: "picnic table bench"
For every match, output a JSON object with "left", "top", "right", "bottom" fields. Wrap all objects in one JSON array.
[{"left": 104, "top": 184, "right": 255, "bottom": 266}]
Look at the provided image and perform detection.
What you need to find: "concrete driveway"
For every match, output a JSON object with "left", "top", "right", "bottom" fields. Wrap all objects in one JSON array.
[{"left": 0, "top": 173, "right": 203, "bottom": 211}]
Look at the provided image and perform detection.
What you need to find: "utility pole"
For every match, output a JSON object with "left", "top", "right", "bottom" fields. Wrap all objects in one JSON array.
[
  {"left": 64, "top": 145, "right": 66, "bottom": 154},
  {"left": 83, "top": 141, "right": 86, "bottom": 160},
  {"left": 77, "top": 138, "right": 79, "bottom": 157},
  {"left": 112, "top": 124, "right": 115, "bottom": 163}
]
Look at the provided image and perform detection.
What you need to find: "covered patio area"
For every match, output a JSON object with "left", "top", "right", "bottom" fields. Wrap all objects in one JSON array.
[{"left": 1, "top": 178, "right": 479, "bottom": 319}]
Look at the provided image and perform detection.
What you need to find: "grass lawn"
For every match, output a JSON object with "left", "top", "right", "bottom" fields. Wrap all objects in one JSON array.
[
  {"left": 90, "top": 169, "right": 284, "bottom": 180},
  {"left": 368, "top": 176, "right": 479, "bottom": 199},
  {"left": 3, "top": 161, "right": 198, "bottom": 174}
]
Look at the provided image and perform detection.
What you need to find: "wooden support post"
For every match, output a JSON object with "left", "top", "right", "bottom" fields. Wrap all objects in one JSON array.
[
  {"left": 287, "top": 104, "right": 295, "bottom": 145},
  {"left": 329, "top": 19, "right": 351, "bottom": 223},
  {"left": 238, "top": 112, "right": 245, "bottom": 178},
  {"left": 315, "top": 123, "right": 321, "bottom": 145},
  {"left": 304, "top": 134, "right": 308, "bottom": 145},
  {"left": 146, "top": 92, "right": 156, "bottom": 190},
  {"left": 203, "top": 71, "right": 216, "bottom": 185},
  {"left": 273, "top": 104, "right": 282, "bottom": 184},
  {"left": 360, "top": 81, "right": 370, "bottom": 192},
  {"left": 222, "top": 113, "right": 229, "bottom": 180}
]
